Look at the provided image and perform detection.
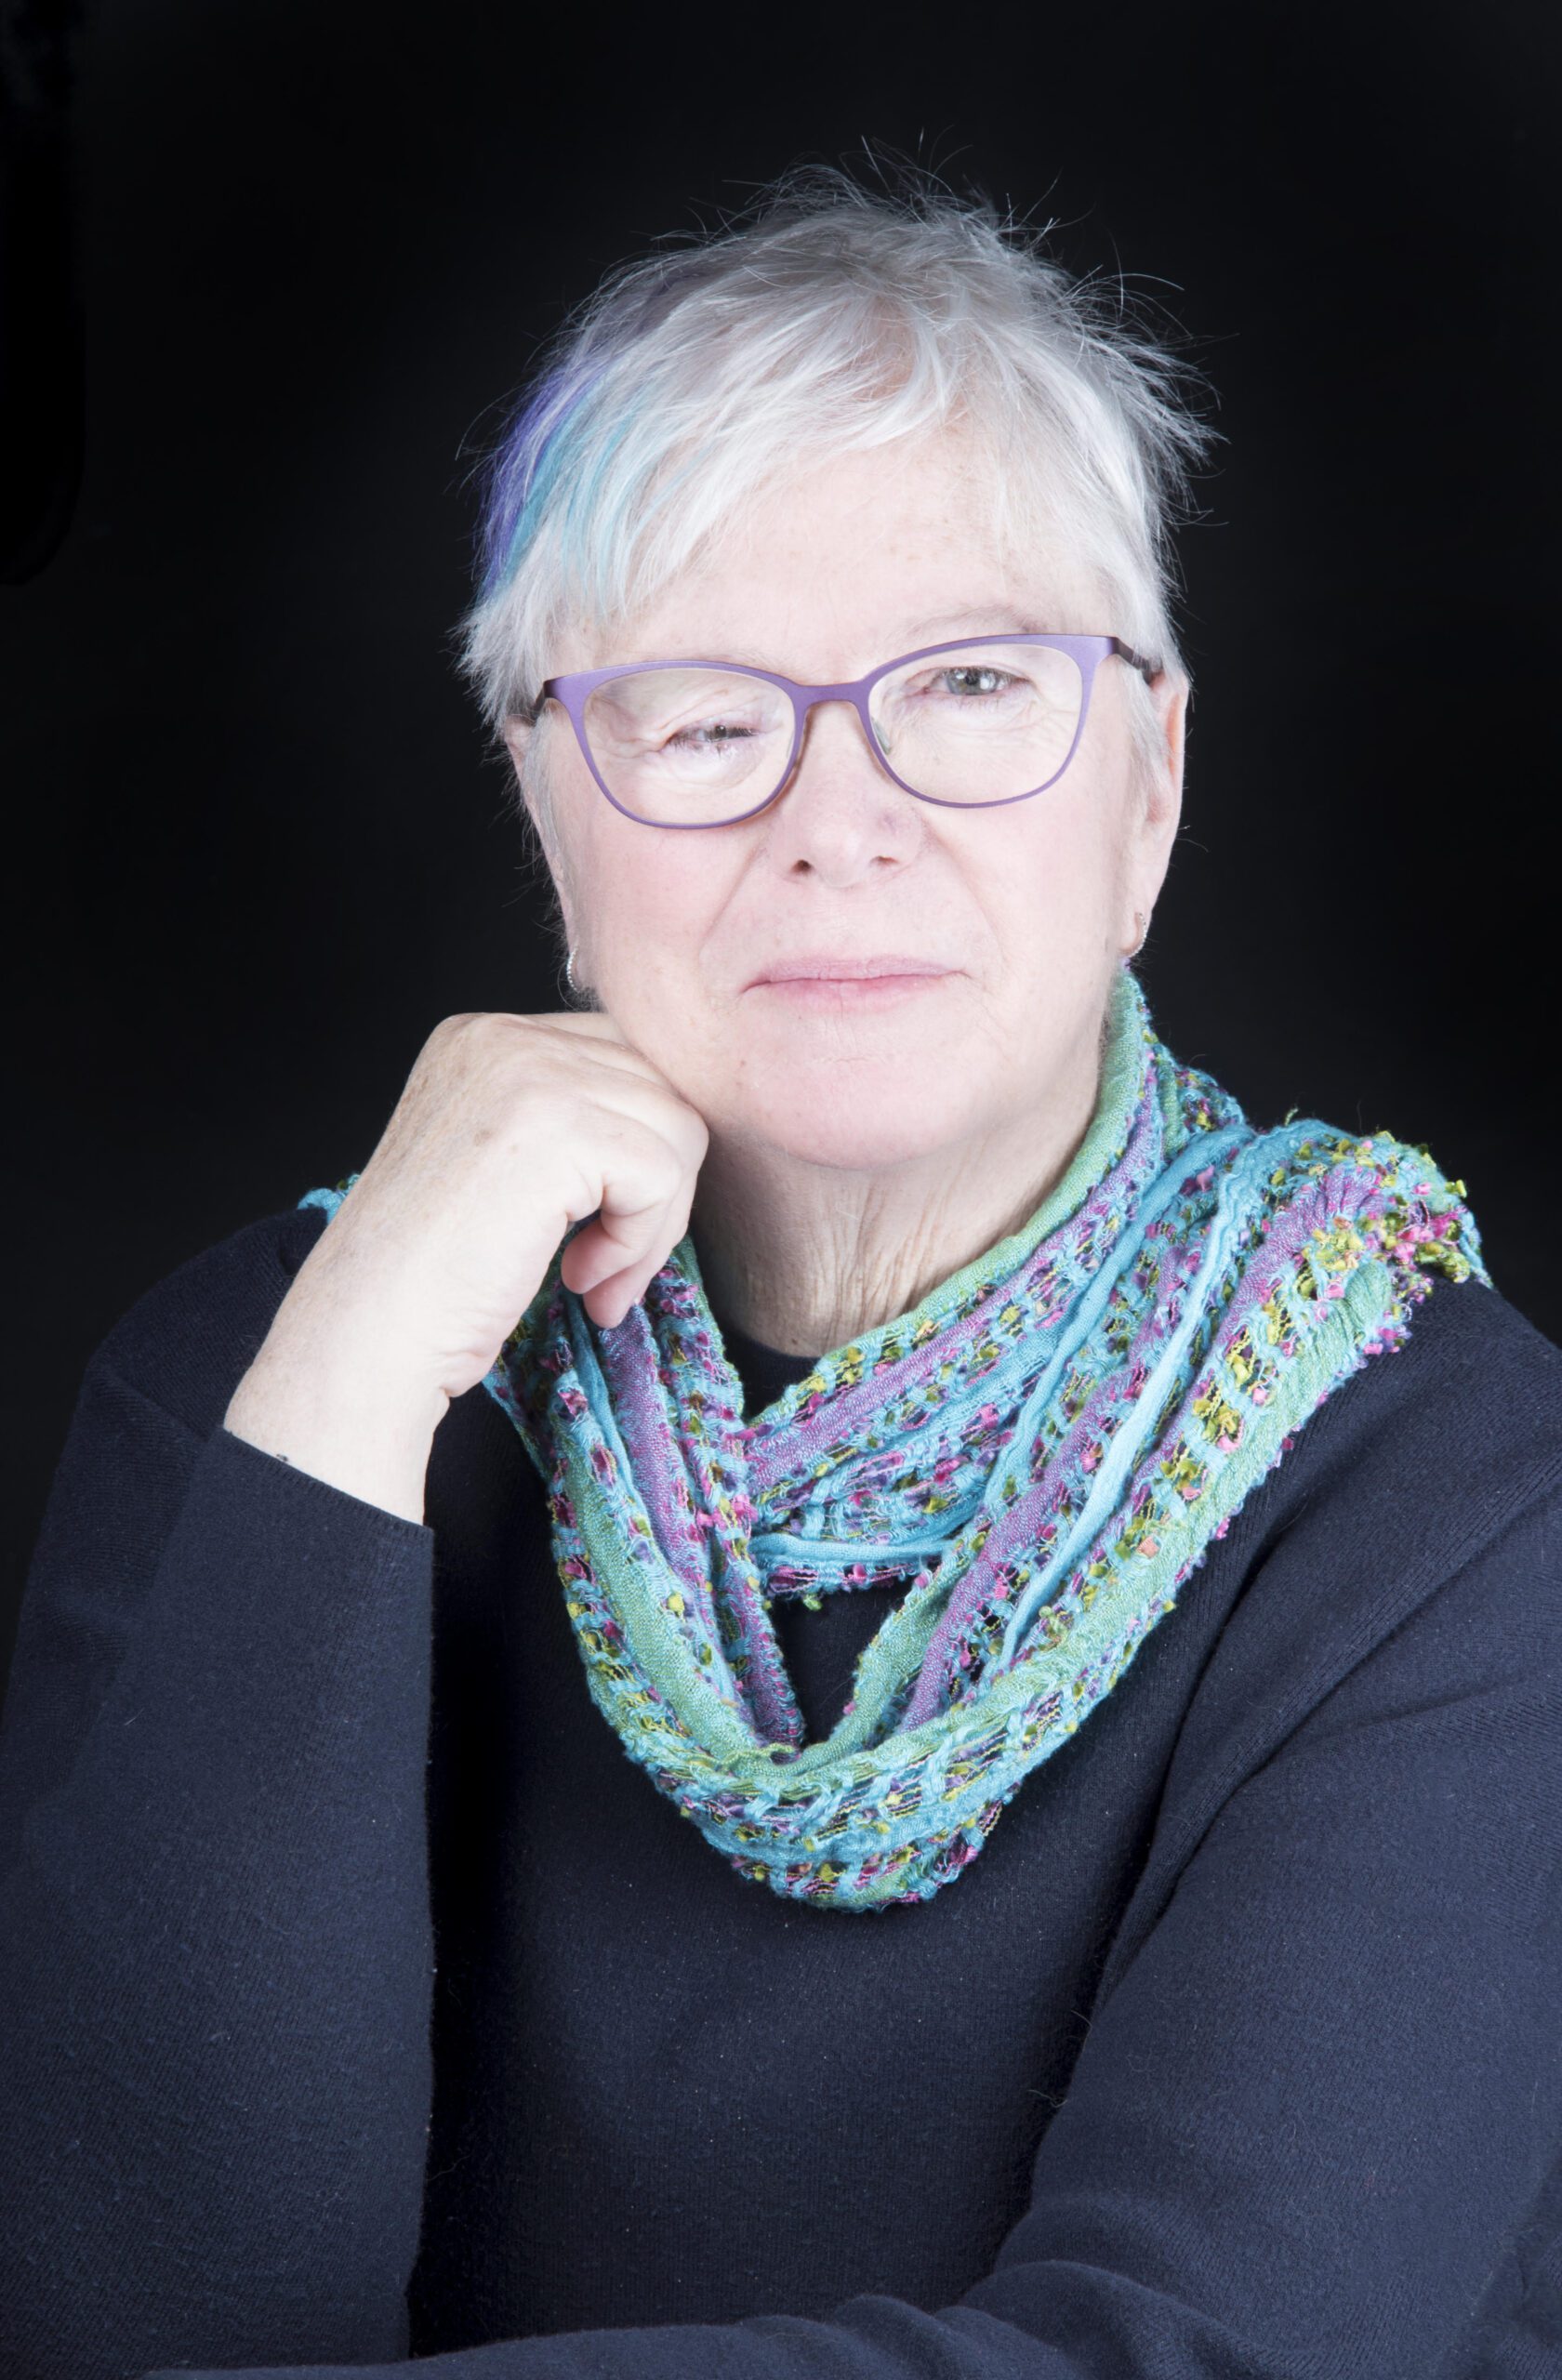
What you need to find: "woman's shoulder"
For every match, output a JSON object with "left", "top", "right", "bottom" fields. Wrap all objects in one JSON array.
[
  {"left": 87, "top": 1197, "right": 331, "bottom": 1441},
  {"left": 1139, "top": 1277, "right": 1562, "bottom": 1918},
  {"left": 1364, "top": 1271, "right": 1558, "bottom": 1448},
  {"left": 1420, "top": 1264, "right": 1558, "bottom": 1355},
  {"left": 1271, "top": 1274, "right": 1560, "bottom": 1541},
  {"left": 1200, "top": 1274, "right": 1562, "bottom": 1726},
  {"left": 1380, "top": 1267, "right": 1561, "bottom": 1411}
]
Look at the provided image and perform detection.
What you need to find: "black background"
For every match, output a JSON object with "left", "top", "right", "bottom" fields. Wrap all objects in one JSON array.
[{"left": 4, "top": 0, "right": 1559, "bottom": 1657}]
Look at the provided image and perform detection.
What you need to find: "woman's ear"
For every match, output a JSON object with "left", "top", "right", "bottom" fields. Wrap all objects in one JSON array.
[
  {"left": 1137, "top": 667, "right": 1186, "bottom": 875},
  {"left": 502, "top": 714, "right": 579, "bottom": 951},
  {"left": 502, "top": 716, "right": 534, "bottom": 784},
  {"left": 1150, "top": 666, "right": 1186, "bottom": 800},
  {"left": 503, "top": 714, "right": 549, "bottom": 847},
  {"left": 1116, "top": 669, "right": 1186, "bottom": 959}
]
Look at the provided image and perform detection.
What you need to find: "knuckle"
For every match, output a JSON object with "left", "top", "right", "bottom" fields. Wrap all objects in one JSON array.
[{"left": 643, "top": 1138, "right": 684, "bottom": 1193}]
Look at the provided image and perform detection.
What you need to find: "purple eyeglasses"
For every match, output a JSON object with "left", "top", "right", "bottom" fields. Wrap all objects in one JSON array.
[{"left": 512, "top": 633, "right": 1158, "bottom": 829}]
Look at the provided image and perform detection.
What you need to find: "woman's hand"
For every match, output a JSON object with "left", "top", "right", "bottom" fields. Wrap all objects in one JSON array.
[{"left": 223, "top": 1011, "right": 710, "bottom": 1521}]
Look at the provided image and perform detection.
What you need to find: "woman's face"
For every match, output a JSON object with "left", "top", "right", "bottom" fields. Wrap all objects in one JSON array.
[{"left": 505, "top": 430, "right": 1185, "bottom": 1172}]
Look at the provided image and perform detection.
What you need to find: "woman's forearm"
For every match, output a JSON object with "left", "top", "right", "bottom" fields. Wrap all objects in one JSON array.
[{"left": 0, "top": 1368, "right": 437, "bottom": 2380}]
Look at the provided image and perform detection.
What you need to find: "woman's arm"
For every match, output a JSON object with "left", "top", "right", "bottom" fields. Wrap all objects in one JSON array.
[
  {"left": 129, "top": 1461, "right": 1562, "bottom": 2380},
  {"left": 0, "top": 1220, "right": 439, "bottom": 2380}
]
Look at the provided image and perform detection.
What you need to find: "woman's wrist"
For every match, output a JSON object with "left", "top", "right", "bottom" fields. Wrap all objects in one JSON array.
[{"left": 223, "top": 1310, "right": 448, "bottom": 1527}]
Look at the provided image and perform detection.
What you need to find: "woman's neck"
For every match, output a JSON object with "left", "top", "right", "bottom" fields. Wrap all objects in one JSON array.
[{"left": 688, "top": 1037, "right": 1104, "bottom": 1359}]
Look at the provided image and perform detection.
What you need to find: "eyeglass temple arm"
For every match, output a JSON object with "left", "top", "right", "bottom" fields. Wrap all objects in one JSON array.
[{"left": 1115, "top": 640, "right": 1160, "bottom": 683}]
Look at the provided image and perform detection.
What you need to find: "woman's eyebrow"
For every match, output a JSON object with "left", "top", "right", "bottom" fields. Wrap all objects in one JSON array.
[{"left": 895, "top": 608, "right": 1054, "bottom": 641}]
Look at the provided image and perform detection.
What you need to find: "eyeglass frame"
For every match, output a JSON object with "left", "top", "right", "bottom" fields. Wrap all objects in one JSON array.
[{"left": 511, "top": 633, "right": 1159, "bottom": 830}]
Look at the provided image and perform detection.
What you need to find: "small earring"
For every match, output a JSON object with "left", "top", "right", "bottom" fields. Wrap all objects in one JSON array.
[
  {"left": 564, "top": 945, "right": 579, "bottom": 992},
  {"left": 1128, "top": 910, "right": 1149, "bottom": 960}
]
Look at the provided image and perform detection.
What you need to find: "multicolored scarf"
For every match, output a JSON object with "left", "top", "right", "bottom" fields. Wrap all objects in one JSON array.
[{"left": 298, "top": 966, "right": 1486, "bottom": 1911}]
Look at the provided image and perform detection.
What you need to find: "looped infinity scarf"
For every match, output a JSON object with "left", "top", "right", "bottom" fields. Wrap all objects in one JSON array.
[{"left": 299, "top": 968, "right": 1486, "bottom": 1911}]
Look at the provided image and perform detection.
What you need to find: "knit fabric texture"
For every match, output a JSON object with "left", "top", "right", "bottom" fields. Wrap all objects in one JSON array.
[{"left": 298, "top": 965, "right": 1486, "bottom": 1911}]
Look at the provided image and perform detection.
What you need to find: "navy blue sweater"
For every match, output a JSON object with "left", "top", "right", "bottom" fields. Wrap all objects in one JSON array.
[{"left": 2, "top": 1194, "right": 1561, "bottom": 2380}]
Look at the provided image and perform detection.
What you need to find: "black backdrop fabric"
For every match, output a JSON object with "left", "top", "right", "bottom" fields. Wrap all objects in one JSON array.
[{"left": 2, "top": 0, "right": 1558, "bottom": 1670}]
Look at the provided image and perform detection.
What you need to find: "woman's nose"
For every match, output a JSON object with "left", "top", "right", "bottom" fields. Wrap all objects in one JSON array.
[
  {"left": 781, "top": 694, "right": 900, "bottom": 803},
  {"left": 760, "top": 696, "right": 920, "bottom": 875}
]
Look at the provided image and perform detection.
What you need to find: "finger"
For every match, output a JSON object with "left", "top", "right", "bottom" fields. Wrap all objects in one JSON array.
[
  {"left": 562, "top": 1196, "right": 679, "bottom": 1296},
  {"left": 542, "top": 1027, "right": 699, "bottom": 1108},
  {"left": 563, "top": 1190, "right": 690, "bottom": 1309},
  {"left": 535, "top": 1012, "right": 704, "bottom": 1111},
  {"left": 539, "top": 1007, "right": 629, "bottom": 1035},
  {"left": 582, "top": 1239, "right": 683, "bottom": 1330},
  {"left": 537, "top": 1010, "right": 649, "bottom": 1058}
]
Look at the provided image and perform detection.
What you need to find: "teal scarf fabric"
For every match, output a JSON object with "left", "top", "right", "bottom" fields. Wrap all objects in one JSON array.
[{"left": 298, "top": 967, "right": 1486, "bottom": 1911}]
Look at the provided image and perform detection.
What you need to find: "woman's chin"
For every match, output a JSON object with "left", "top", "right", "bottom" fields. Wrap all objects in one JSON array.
[{"left": 734, "top": 1073, "right": 981, "bottom": 1173}]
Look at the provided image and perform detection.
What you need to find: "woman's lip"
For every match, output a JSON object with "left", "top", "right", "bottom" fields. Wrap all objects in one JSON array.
[
  {"left": 747, "top": 957, "right": 954, "bottom": 986},
  {"left": 748, "top": 972, "right": 954, "bottom": 1008}
]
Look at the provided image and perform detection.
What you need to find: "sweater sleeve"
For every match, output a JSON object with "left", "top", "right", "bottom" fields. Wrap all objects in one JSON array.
[
  {"left": 128, "top": 1461, "right": 1562, "bottom": 2380},
  {"left": 0, "top": 1281, "right": 439, "bottom": 2380}
]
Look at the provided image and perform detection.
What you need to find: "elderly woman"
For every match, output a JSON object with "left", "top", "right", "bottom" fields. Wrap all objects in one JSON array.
[{"left": 1, "top": 169, "right": 1558, "bottom": 2380}]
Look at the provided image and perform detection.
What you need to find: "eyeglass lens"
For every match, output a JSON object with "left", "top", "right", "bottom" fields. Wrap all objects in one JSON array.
[{"left": 578, "top": 641, "right": 1086, "bottom": 825}]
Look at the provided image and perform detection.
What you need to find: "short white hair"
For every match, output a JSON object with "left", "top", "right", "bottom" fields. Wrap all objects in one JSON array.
[{"left": 454, "top": 161, "right": 1223, "bottom": 828}]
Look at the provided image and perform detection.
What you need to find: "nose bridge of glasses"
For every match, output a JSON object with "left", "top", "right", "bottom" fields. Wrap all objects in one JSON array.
[
  {"left": 778, "top": 683, "right": 895, "bottom": 796},
  {"left": 791, "top": 681, "right": 883, "bottom": 750}
]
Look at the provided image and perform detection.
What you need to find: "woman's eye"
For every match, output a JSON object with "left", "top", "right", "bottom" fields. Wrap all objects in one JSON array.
[
  {"left": 665, "top": 719, "right": 752, "bottom": 750},
  {"left": 939, "top": 667, "right": 1013, "bottom": 697}
]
